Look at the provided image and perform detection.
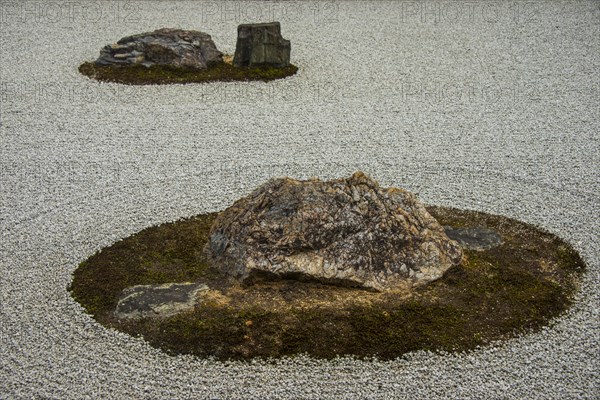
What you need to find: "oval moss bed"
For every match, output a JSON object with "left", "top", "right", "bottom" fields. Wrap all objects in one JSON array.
[
  {"left": 70, "top": 206, "right": 585, "bottom": 360},
  {"left": 79, "top": 59, "right": 298, "bottom": 85}
]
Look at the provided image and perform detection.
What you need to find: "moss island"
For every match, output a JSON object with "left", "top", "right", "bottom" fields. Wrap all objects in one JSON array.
[{"left": 70, "top": 204, "right": 585, "bottom": 360}]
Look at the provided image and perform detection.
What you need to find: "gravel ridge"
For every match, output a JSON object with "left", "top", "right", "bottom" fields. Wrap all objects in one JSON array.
[{"left": 1, "top": 1, "right": 598, "bottom": 398}]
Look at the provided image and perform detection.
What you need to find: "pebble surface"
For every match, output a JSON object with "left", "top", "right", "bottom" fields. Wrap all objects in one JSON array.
[{"left": 1, "top": 1, "right": 598, "bottom": 398}]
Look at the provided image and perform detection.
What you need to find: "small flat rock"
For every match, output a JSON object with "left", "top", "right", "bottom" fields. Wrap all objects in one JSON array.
[
  {"left": 114, "top": 282, "right": 208, "bottom": 320},
  {"left": 443, "top": 226, "right": 503, "bottom": 251}
]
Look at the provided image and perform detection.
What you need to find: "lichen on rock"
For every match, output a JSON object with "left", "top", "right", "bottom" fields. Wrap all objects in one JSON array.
[
  {"left": 206, "top": 172, "right": 462, "bottom": 291},
  {"left": 95, "top": 28, "right": 223, "bottom": 69}
]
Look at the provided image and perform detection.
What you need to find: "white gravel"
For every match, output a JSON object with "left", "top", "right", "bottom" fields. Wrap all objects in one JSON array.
[{"left": 1, "top": 0, "right": 599, "bottom": 398}]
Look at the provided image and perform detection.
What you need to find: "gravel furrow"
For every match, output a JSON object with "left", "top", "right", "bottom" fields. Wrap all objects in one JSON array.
[{"left": 1, "top": 1, "right": 599, "bottom": 398}]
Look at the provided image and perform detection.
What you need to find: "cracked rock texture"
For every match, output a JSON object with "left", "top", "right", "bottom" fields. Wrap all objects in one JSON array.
[
  {"left": 207, "top": 172, "right": 462, "bottom": 290},
  {"left": 95, "top": 28, "right": 223, "bottom": 69}
]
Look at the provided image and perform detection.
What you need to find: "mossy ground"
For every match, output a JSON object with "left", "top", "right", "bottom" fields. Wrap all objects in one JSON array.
[
  {"left": 70, "top": 206, "right": 585, "bottom": 360},
  {"left": 78, "top": 58, "right": 298, "bottom": 85}
]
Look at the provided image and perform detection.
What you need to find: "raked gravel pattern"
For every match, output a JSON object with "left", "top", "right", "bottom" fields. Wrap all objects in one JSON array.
[{"left": 1, "top": 1, "right": 599, "bottom": 398}]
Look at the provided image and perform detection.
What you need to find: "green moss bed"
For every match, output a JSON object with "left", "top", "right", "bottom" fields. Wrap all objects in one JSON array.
[
  {"left": 79, "top": 60, "right": 298, "bottom": 85},
  {"left": 70, "top": 206, "right": 585, "bottom": 360}
]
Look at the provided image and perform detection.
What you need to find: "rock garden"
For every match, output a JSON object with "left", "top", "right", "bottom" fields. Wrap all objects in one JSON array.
[
  {"left": 70, "top": 172, "right": 585, "bottom": 360},
  {"left": 79, "top": 23, "right": 297, "bottom": 84}
]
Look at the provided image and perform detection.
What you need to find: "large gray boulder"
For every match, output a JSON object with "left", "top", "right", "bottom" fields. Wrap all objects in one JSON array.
[
  {"left": 206, "top": 172, "right": 462, "bottom": 291},
  {"left": 95, "top": 28, "right": 223, "bottom": 69},
  {"left": 233, "top": 22, "right": 290, "bottom": 67}
]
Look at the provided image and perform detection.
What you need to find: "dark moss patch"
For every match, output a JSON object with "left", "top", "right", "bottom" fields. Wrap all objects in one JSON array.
[
  {"left": 70, "top": 206, "right": 585, "bottom": 360},
  {"left": 78, "top": 60, "right": 298, "bottom": 85},
  {"left": 70, "top": 213, "right": 217, "bottom": 318}
]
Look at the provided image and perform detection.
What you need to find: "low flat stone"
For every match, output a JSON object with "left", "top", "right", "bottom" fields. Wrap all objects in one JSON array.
[
  {"left": 114, "top": 282, "right": 208, "bottom": 320},
  {"left": 443, "top": 226, "right": 503, "bottom": 251}
]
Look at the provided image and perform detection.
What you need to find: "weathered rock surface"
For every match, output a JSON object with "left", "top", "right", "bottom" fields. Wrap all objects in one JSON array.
[
  {"left": 233, "top": 22, "right": 291, "bottom": 67},
  {"left": 114, "top": 282, "right": 208, "bottom": 320},
  {"left": 95, "top": 28, "right": 223, "bottom": 69},
  {"left": 443, "top": 226, "right": 503, "bottom": 251},
  {"left": 206, "top": 172, "right": 462, "bottom": 291}
]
